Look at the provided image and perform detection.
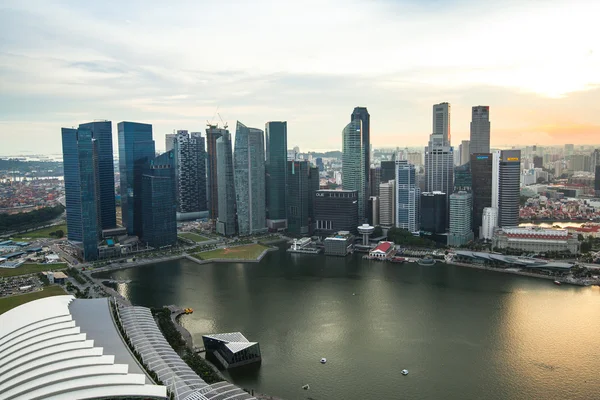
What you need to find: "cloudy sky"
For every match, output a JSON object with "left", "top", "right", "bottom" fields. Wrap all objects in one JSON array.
[{"left": 1, "top": 0, "right": 599, "bottom": 155}]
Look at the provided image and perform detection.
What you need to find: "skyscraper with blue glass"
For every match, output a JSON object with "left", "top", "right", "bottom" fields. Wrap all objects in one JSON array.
[
  {"left": 216, "top": 131, "right": 236, "bottom": 236},
  {"left": 265, "top": 121, "right": 288, "bottom": 230},
  {"left": 342, "top": 119, "right": 365, "bottom": 222},
  {"left": 61, "top": 127, "right": 100, "bottom": 261},
  {"left": 118, "top": 122, "right": 155, "bottom": 237},
  {"left": 396, "top": 159, "right": 420, "bottom": 233}
]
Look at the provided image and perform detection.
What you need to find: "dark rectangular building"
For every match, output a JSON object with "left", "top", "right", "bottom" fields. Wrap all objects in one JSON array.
[
  {"left": 381, "top": 161, "right": 396, "bottom": 183},
  {"left": 471, "top": 153, "right": 493, "bottom": 236},
  {"left": 595, "top": 165, "right": 600, "bottom": 195},
  {"left": 533, "top": 156, "right": 543, "bottom": 169},
  {"left": 454, "top": 162, "right": 472, "bottom": 192},
  {"left": 266, "top": 121, "right": 288, "bottom": 228},
  {"left": 308, "top": 166, "right": 320, "bottom": 233},
  {"left": 287, "top": 160, "right": 309, "bottom": 235},
  {"left": 420, "top": 192, "right": 447, "bottom": 234},
  {"left": 314, "top": 190, "right": 359, "bottom": 235},
  {"left": 498, "top": 150, "right": 521, "bottom": 227}
]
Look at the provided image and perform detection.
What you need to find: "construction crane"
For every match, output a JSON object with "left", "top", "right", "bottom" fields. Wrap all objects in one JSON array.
[
  {"left": 217, "top": 113, "right": 228, "bottom": 130},
  {"left": 206, "top": 106, "right": 220, "bottom": 128}
]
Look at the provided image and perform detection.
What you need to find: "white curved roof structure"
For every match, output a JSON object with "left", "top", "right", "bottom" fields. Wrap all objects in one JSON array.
[{"left": 0, "top": 295, "right": 167, "bottom": 400}]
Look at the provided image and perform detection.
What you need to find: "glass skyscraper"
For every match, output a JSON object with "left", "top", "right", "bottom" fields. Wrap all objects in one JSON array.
[
  {"left": 216, "top": 131, "right": 236, "bottom": 236},
  {"left": 265, "top": 121, "right": 288, "bottom": 229},
  {"left": 173, "top": 130, "right": 207, "bottom": 216},
  {"left": 470, "top": 153, "right": 493, "bottom": 237},
  {"left": 118, "top": 122, "right": 155, "bottom": 237},
  {"left": 351, "top": 106, "right": 371, "bottom": 213},
  {"left": 141, "top": 150, "right": 177, "bottom": 248},
  {"left": 234, "top": 121, "right": 266, "bottom": 235},
  {"left": 78, "top": 121, "right": 116, "bottom": 229},
  {"left": 342, "top": 119, "right": 365, "bottom": 222},
  {"left": 287, "top": 160, "right": 309, "bottom": 235},
  {"left": 396, "top": 160, "right": 420, "bottom": 233},
  {"left": 206, "top": 125, "right": 227, "bottom": 221},
  {"left": 61, "top": 127, "right": 100, "bottom": 261},
  {"left": 469, "top": 106, "right": 491, "bottom": 154}
]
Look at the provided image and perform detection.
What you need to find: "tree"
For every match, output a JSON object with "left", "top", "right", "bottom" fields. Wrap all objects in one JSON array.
[
  {"left": 581, "top": 241, "right": 592, "bottom": 253},
  {"left": 578, "top": 234, "right": 585, "bottom": 241},
  {"left": 372, "top": 226, "right": 383, "bottom": 237}
]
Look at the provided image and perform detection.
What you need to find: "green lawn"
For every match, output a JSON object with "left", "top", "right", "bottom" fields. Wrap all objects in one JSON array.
[
  {"left": 179, "top": 232, "right": 210, "bottom": 243},
  {"left": 0, "top": 285, "right": 66, "bottom": 315},
  {"left": 0, "top": 263, "right": 67, "bottom": 278},
  {"left": 193, "top": 244, "right": 268, "bottom": 260},
  {"left": 12, "top": 223, "right": 68, "bottom": 239}
]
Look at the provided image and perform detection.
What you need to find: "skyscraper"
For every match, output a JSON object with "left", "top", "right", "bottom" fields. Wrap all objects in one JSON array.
[
  {"left": 287, "top": 160, "right": 309, "bottom": 235},
  {"left": 117, "top": 122, "right": 155, "bottom": 237},
  {"left": 595, "top": 165, "right": 600, "bottom": 196},
  {"left": 448, "top": 191, "right": 474, "bottom": 246},
  {"left": 459, "top": 140, "right": 470, "bottom": 165},
  {"left": 78, "top": 121, "right": 116, "bottom": 229},
  {"left": 61, "top": 127, "right": 100, "bottom": 261},
  {"left": 379, "top": 180, "right": 396, "bottom": 229},
  {"left": 396, "top": 160, "right": 420, "bottom": 232},
  {"left": 216, "top": 131, "right": 236, "bottom": 236},
  {"left": 380, "top": 161, "right": 396, "bottom": 182},
  {"left": 141, "top": 150, "right": 177, "bottom": 248},
  {"left": 234, "top": 121, "right": 266, "bottom": 235},
  {"left": 424, "top": 139, "right": 454, "bottom": 202},
  {"left": 314, "top": 190, "right": 359, "bottom": 234},
  {"left": 370, "top": 167, "right": 381, "bottom": 197},
  {"left": 308, "top": 166, "right": 320, "bottom": 234},
  {"left": 420, "top": 192, "right": 447, "bottom": 234},
  {"left": 351, "top": 106, "right": 370, "bottom": 209},
  {"left": 454, "top": 162, "right": 472, "bottom": 192},
  {"left": 433, "top": 102, "right": 451, "bottom": 144},
  {"left": 266, "top": 121, "right": 288, "bottom": 230},
  {"left": 471, "top": 153, "right": 493, "bottom": 237},
  {"left": 342, "top": 119, "right": 366, "bottom": 222},
  {"left": 165, "top": 133, "right": 176, "bottom": 152},
  {"left": 173, "top": 130, "right": 207, "bottom": 219},
  {"left": 206, "top": 124, "right": 227, "bottom": 222},
  {"left": 492, "top": 150, "right": 521, "bottom": 227},
  {"left": 469, "top": 106, "right": 490, "bottom": 154}
]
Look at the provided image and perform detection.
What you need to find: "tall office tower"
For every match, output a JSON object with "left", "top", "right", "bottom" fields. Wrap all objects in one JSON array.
[
  {"left": 141, "top": 150, "right": 177, "bottom": 248},
  {"left": 454, "top": 162, "right": 472, "bottom": 192},
  {"left": 308, "top": 166, "right": 320, "bottom": 233},
  {"left": 533, "top": 156, "right": 543, "bottom": 169},
  {"left": 459, "top": 140, "right": 470, "bottom": 165},
  {"left": 396, "top": 160, "right": 420, "bottom": 232},
  {"left": 234, "top": 121, "right": 267, "bottom": 235},
  {"left": 215, "top": 132, "right": 236, "bottom": 236},
  {"left": 351, "top": 106, "right": 371, "bottom": 211},
  {"left": 433, "top": 102, "right": 451, "bottom": 144},
  {"left": 342, "top": 119, "right": 366, "bottom": 222},
  {"left": 424, "top": 138, "right": 454, "bottom": 200},
  {"left": 420, "top": 192, "right": 447, "bottom": 234},
  {"left": 173, "top": 130, "right": 207, "bottom": 219},
  {"left": 314, "top": 190, "right": 359, "bottom": 234},
  {"left": 469, "top": 106, "right": 490, "bottom": 154},
  {"left": 379, "top": 180, "right": 396, "bottom": 229},
  {"left": 564, "top": 144, "right": 574, "bottom": 157},
  {"left": 165, "top": 133, "right": 176, "bottom": 152},
  {"left": 595, "top": 165, "right": 600, "bottom": 196},
  {"left": 61, "top": 127, "right": 100, "bottom": 261},
  {"left": 480, "top": 207, "right": 498, "bottom": 240},
  {"left": 370, "top": 167, "right": 381, "bottom": 197},
  {"left": 287, "top": 160, "right": 309, "bottom": 235},
  {"left": 448, "top": 191, "right": 474, "bottom": 246},
  {"left": 470, "top": 153, "right": 493, "bottom": 237},
  {"left": 265, "top": 121, "right": 288, "bottom": 230},
  {"left": 206, "top": 124, "right": 227, "bottom": 221},
  {"left": 117, "top": 122, "right": 155, "bottom": 237},
  {"left": 407, "top": 152, "right": 423, "bottom": 166},
  {"left": 370, "top": 196, "right": 379, "bottom": 226},
  {"left": 492, "top": 150, "right": 521, "bottom": 227},
  {"left": 380, "top": 161, "right": 396, "bottom": 182},
  {"left": 78, "top": 121, "right": 116, "bottom": 229}
]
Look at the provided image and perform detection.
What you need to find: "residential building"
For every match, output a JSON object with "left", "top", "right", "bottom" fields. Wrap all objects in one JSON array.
[
  {"left": 216, "top": 131, "right": 236, "bottom": 236},
  {"left": 471, "top": 153, "right": 493, "bottom": 236},
  {"left": 141, "top": 150, "right": 177, "bottom": 248},
  {"left": 266, "top": 121, "right": 288, "bottom": 230},
  {"left": 492, "top": 227, "right": 580, "bottom": 254},
  {"left": 469, "top": 106, "right": 490, "bottom": 154},
  {"left": 533, "top": 156, "right": 543, "bottom": 169},
  {"left": 420, "top": 191, "right": 447, "bottom": 234},
  {"left": 448, "top": 191, "right": 474, "bottom": 246},
  {"left": 287, "top": 160, "right": 309, "bottom": 235},
  {"left": 61, "top": 127, "right": 100, "bottom": 261},
  {"left": 493, "top": 150, "right": 521, "bottom": 227},
  {"left": 77, "top": 121, "right": 116, "bottom": 230},
  {"left": 342, "top": 119, "right": 366, "bottom": 222},
  {"left": 351, "top": 106, "right": 371, "bottom": 214},
  {"left": 379, "top": 180, "right": 396, "bottom": 229},
  {"left": 234, "top": 121, "right": 266, "bottom": 235},
  {"left": 396, "top": 160, "right": 420, "bottom": 232},
  {"left": 118, "top": 121, "right": 155, "bottom": 237},
  {"left": 314, "top": 190, "right": 359, "bottom": 234},
  {"left": 571, "top": 154, "right": 591, "bottom": 172},
  {"left": 206, "top": 124, "right": 227, "bottom": 221},
  {"left": 481, "top": 207, "right": 498, "bottom": 240},
  {"left": 565, "top": 144, "right": 574, "bottom": 157},
  {"left": 173, "top": 130, "right": 207, "bottom": 219},
  {"left": 459, "top": 140, "right": 470, "bottom": 165}
]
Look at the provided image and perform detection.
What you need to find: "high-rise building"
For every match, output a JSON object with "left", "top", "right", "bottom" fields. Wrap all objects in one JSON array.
[
  {"left": 265, "top": 121, "right": 288, "bottom": 230},
  {"left": 216, "top": 131, "right": 236, "bottom": 236},
  {"left": 342, "top": 119, "right": 366, "bottom": 222},
  {"left": 396, "top": 160, "right": 420, "bottom": 232},
  {"left": 314, "top": 190, "right": 359, "bottom": 234},
  {"left": 370, "top": 196, "right": 379, "bottom": 227},
  {"left": 351, "top": 106, "right": 370, "bottom": 211},
  {"left": 448, "top": 191, "right": 474, "bottom": 246},
  {"left": 206, "top": 125, "right": 227, "bottom": 221},
  {"left": 459, "top": 140, "right": 470, "bottom": 165},
  {"left": 469, "top": 106, "right": 490, "bottom": 154},
  {"left": 533, "top": 156, "right": 543, "bottom": 169},
  {"left": 61, "top": 127, "right": 100, "bottom": 261},
  {"left": 571, "top": 154, "right": 591, "bottom": 172},
  {"left": 117, "top": 122, "right": 155, "bottom": 237},
  {"left": 407, "top": 152, "right": 423, "bottom": 166},
  {"left": 454, "top": 162, "right": 472, "bottom": 192},
  {"left": 234, "top": 121, "right": 267, "bottom": 235},
  {"left": 316, "top": 157, "right": 324, "bottom": 171},
  {"left": 287, "top": 160, "right": 309, "bottom": 235},
  {"left": 173, "top": 130, "right": 207, "bottom": 219},
  {"left": 141, "top": 150, "right": 177, "bottom": 248},
  {"left": 379, "top": 180, "right": 396, "bottom": 229},
  {"left": 565, "top": 144, "right": 574, "bottom": 157},
  {"left": 471, "top": 153, "right": 493, "bottom": 236},
  {"left": 591, "top": 149, "right": 600, "bottom": 173},
  {"left": 424, "top": 139, "right": 454, "bottom": 202},
  {"left": 480, "top": 207, "right": 498, "bottom": 240},
  {"left": 420, "top": 192, "right": 447, "bottom": 234},
  {"left": 78, "top": 121, "right": 116, "bottom": 230},
  {"left": 380, "top": 161, "right": 396, "bottom": 182},
  {"left": 595, "top": 165, "right": 600, "bottom": 195},
  {"left": 492, "top": 150, "right": 521, "bottom": 227},
  {"left": 165, "top": 133, "right": 176, "bottom": 152},
  {"left": 370, "top": 167, "right": 381, "bottom": 197},
  {"left": 308, "top": 166, "right": 320, "bottom": 233},
  {"left": 433, "top": 102, "right": 451, "bottom": 143}
]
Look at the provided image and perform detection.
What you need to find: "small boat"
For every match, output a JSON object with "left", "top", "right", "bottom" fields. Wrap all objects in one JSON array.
[
  {"left": 320, "top": 358, "right": 327, "bottom": 364},
  {"left": 302, "top": 384, "right": 310, "bottom": 390},
  {"left": 554, "top": 280, "right": 561, "bottom": 286},
  {"left": 401, "top": 369, "right": 409, "bottom": 376}
]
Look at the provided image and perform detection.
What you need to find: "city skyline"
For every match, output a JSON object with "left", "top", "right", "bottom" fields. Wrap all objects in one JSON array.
[{"left": 1, "top": 0, "right": 599, "bottom": 155}]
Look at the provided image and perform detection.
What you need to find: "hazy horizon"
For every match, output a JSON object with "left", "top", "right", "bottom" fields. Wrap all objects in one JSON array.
[{"left": 1, "top": 0, "right": 599, "bottom": 154}]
